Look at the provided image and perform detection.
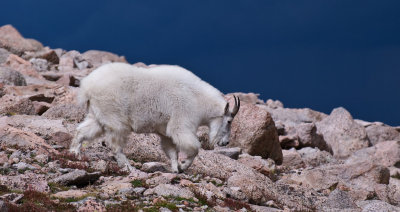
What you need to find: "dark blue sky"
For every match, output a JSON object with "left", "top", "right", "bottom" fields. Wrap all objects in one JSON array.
[{"left": 1, "top": 1, "right": 400, "bottom": 125}]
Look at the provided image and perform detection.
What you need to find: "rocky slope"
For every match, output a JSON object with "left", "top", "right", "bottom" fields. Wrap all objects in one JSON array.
[{"left": 0, "top": 24, "right": 399, "bottom": 211}]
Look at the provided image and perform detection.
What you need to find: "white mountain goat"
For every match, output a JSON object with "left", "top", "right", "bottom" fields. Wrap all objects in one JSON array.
[{"left": 69, "top": 62, "right": 240, "bottom": 173}]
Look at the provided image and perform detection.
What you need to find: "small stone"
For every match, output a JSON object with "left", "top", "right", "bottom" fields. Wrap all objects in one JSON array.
[
  {"left": 213, "top": 147, "right": 241, "bottom": 160},
  {"left": 141, "top": 162, "right": 167, "bottom": 173},
  {"left": 34, "top": 154, "right": 48, "bottom": 163}
]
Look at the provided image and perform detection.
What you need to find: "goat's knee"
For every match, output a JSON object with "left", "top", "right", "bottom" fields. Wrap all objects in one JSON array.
[
  {"left": 171, "top": 132, "right": 200, "bottom": 172},
  {"left": 69, "top": 117, "right": 103, "bottom": 155}
]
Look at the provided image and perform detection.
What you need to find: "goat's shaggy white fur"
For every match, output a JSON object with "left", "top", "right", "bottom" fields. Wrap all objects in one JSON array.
[{"left": 69, "top": 62, "right": 239, "bottom": 172}]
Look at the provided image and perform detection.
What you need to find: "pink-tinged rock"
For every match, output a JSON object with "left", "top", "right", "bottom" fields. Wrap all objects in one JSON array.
[
  {"left": 227, "top": 92, "right": 264, "bottom": 104},
  {"left": 265, "top": 99, "right": 284, "bottom": 109},
  {"left": 23, "top": 47, "right": 59, "bottom": 64},
  {"left": 52, "top": 190, "right": 88, "bottom": 199},
  {"left": 283, "top": 160, "right": 390, "bottom": 201},
  {"left": 77, "top": 198, "right": 106, "bottom": 212},
  {"left": 0, "top": 115, "right": 75, "bottom": 142},
  {"left": 4, "top": 54, "right": 47, "bottom": 84},
  {"left": 0, "top": 25, "right": 43, "bottom": 55},
  {"left": 316, "top": 107, "right": 370, "bottom": 159},
  {"left": 0, "top": 95, "right": 36, "bottom": 115},
  {"left": 194, "top": 182, "right": 225, "bottom": 201},
  {"left": 0, "top": 152, "right": 8, "bottom": 165},
  {"left": 226, "top": 95, "right": 283, "bottom": 164},
  {"left": 55, "top": 74, "right": 80, "bottom": 87},
  {"left": 0, "top": 118, "right": 58, "bottom": 155},
  {"left": 133, "top": 62, "right": 148, "bottom": 68},
  {"left": 281, "top": 149, "right": 305, "bottom": 169},
  {"left": 125, "top": 133, "right": 168, "bottom": 163},
  {"left": 288, "top": 123, "right": 331, "bottom": 153},
  {"left": 346, "top": 140, "right": 400, "bottom": 168},
  {"left": 58, "top": 50, "right": 83, "bottom": 71},
  {"left": 237, "top": 154, "right": 276, "bottom": 177},
  {"left": 143, "top": 184, "right": 195, "bottom": 199},
  {"left": 0, "top": 48, "right": 10, "bottom": 64},
  {"left": 146, "top": 173, "right": 178, "bottom": 186},
  {"left": 32, "top": 101, "right": 51, "bottom": 115},
  {"left": 81, "top": 50, "right": 127, "bottom": 68},
  {"left": 0, "top": 66, "right": 26, "bottom": 86},
  {"left": 366, "top": 124, "right": 400, "bottom": 145},
  {"left": 0, "top": 173, "right": 49, "bottom": 193},
  {"left": 388, "top": 178, "right": 400, "bottom": 206},
  {"left": 42, "top": 103, "right": 85, "bottom": 123}
]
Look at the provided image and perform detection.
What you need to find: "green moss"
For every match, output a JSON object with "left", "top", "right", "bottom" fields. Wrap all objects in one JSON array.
[
  {"left": 47, "top": 182, "right": 70, "bottom": 193},
  {"left": 130, "top": 179, "right": 145, "bottom": 188}
]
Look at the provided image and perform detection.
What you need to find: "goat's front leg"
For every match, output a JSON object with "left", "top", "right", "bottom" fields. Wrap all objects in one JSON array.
[
  {"left": 160, "top": 135, "right": 179, "bottom": 173},
  {"left": 171, "top": 132, "right": 200, "bottom": 172},
  {"left": 70, "top": 116, "right": 103, "bottom": 156}
]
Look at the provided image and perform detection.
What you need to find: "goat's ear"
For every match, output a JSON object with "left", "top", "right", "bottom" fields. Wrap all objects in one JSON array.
[{"left": 224, "top": 102, "right": 230, "bottom": 115}]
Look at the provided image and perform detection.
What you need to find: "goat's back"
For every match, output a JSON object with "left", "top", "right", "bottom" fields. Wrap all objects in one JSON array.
[{"left": 79, "top": 63, "right": 226, "bottom": 133}]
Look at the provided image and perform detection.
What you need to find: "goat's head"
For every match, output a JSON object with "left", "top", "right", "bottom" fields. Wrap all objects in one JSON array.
[{"left": 211, "top": 95, "right": 240, "bottom": 146}]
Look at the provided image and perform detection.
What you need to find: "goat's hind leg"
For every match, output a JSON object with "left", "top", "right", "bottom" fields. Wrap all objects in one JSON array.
[
  {"left": 106, "top": 131, "right": 133, "bottom": 172},
  {"left": 160, "top": 135, "right": 179, "bottom": 173},
  {"left": 69, "top": 115, "right": 103, "bottom": 156}
]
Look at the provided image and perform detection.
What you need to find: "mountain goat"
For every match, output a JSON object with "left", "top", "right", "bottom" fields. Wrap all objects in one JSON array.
[{"left": 69, "top": 62, "right": 240, "bottom": 173}]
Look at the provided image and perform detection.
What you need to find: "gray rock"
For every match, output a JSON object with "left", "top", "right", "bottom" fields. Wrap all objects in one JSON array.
[
  {"left": 316, "top": 107, "right": 370, "bottom": 158},
  {"left": 141, "top": 162, "right": 168, "bottom": 173},
  {"left": 29, "top": 58, "right": 49, "bottom": 72},
  {"left": 0, "top": 66, "right": 27, "bottom": 86},
  {"left": 12, "top": 162, "right": 37, "bottom": 170},
  {"left": 0, "top": 48, "right": 10, "bottom": 65},
  {"left": 213, "top": 147, "right": 241, "bottom": 160},
  {"left": 263, "top": 106, "right": 327, "bottom": 127},
  {"left": 298, "top": 147, "right": 337, "bottom": 167},
  {"left": 144, "top": 184, "right": 195, "bottom": 199},
  {"left": 50, "top": 170, "right": 101, "bottom": 187},
  {"left": 356, "top": 200, "right": 400, "bottom": 212},
  {"left": 324, "top": 189, "right": 358, "bottom": 210}
]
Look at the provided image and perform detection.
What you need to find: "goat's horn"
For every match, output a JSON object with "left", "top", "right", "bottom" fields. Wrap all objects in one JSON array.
[{"left": 231, "top": 95, "right": 240, "bottom": 117}]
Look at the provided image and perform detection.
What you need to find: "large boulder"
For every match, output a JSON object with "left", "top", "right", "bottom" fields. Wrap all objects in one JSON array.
[
  {"left": 0, "top": 118, "right": 58, "bottom": 155},
  {"left": 227, "top": 96, "right": 282, "bottom": 164},
  {"left": 316, "top": 107, "right": 370, "bottom": 158},
  {"left": 0, "top": 25, "right": 43, "bottom": 55},
  {"left": 345, "top": 140, "right": 400, "bottom": 168},
  {"left": 365, "top": 124, "right": 400, "bottom": 145}
]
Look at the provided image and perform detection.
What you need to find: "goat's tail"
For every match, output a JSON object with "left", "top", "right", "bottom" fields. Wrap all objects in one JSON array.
[{"left": 77, "top": 89, "right": 90, "bottom": 112}]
